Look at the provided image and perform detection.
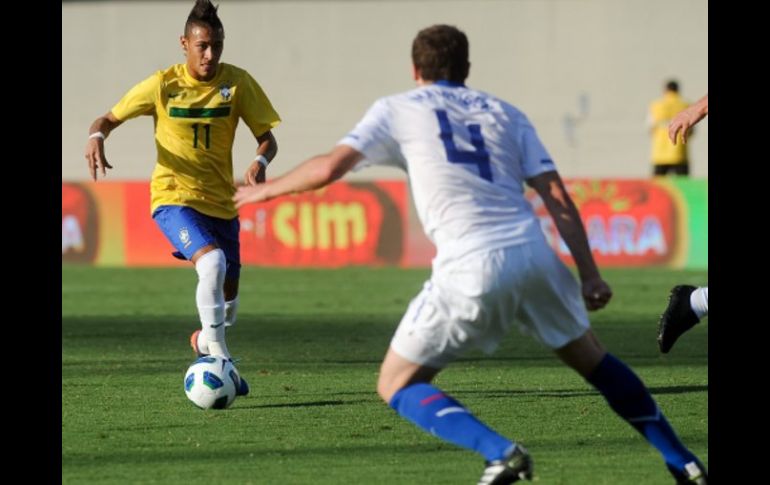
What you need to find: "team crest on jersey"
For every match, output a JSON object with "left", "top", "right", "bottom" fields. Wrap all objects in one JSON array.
[
  {"left": 219, "top": 83, "right": 232, "bottom": 101},
  {"left": 179, "top": 228, "right": 192, "bottom": 248}
]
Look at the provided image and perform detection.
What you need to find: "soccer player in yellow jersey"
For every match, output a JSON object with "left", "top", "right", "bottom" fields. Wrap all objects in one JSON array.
[{"left": 84, "top": 0, "right": 280, "bottom": 396}]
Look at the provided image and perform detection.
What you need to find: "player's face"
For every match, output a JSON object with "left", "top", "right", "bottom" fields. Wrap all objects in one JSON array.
[{"left": 182, "top": 25, "right": 224, "bottom": 81}]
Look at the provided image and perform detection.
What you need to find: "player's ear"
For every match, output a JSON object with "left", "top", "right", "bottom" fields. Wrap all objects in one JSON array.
[
  {"left": 412, "top": 64, "right": 420, "bottom": 82},
  {"left": 180, "top": 35, "right": 188, "bottom": 54}
]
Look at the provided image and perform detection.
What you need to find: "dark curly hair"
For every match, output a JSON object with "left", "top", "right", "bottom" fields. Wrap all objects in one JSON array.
[{"left": 184, "top": 0, "right": 224, "bottom": 37}]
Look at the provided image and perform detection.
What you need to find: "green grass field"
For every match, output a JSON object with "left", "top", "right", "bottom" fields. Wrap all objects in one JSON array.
[{"left": 62, "top": 265, "right": 707, "bottom": 484}]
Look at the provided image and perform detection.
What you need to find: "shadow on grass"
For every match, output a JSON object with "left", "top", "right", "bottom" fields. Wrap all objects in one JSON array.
[
  {"left": 234, "top": 398, "right": 372, "bottom": 410},
  {"left": 63, "top": 314, "right": 707, "bottom": 363}
]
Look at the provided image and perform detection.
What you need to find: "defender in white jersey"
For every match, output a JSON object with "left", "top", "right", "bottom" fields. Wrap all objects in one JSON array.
[{"left": 234, "top": 25, "right": 707, "bottom": 485}]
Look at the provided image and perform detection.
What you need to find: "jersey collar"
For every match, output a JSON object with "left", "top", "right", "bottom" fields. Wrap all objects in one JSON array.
[
  {"left": 183, "top": 63, "right": 223, "bottom": 86},
  {"left": 433, "top": 80, "right": 466, "bottom": 88}
]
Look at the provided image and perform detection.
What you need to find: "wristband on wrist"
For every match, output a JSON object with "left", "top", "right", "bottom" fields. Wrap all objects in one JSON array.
[
  {"left": 89, "top": 131, "right": 106, "bottom": 140},
  {"left": 255, "top": 155, "right": 269, "bottom": 168}
]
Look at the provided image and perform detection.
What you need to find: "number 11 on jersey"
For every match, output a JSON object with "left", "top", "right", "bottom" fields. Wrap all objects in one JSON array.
[{"left": 191, "top": 123, "right": 211, "bottom": 149}]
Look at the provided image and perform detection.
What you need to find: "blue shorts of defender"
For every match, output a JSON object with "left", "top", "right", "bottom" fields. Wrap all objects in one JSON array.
[{"left": 152, "top": 205, "right": 241, "bottom": 280}]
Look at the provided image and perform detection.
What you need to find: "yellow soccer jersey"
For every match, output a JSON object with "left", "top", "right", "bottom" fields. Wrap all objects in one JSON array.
[
  {"left": 649, "top": 92, "right": 689, "bottom": 166},
  {"left": 111, "top": 63, "right": 281, "bottom": 219}
]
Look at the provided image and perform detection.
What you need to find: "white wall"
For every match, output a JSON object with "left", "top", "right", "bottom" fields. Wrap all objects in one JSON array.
[{"left": 63, "top": 0, "right": 708, "bottom": 181}]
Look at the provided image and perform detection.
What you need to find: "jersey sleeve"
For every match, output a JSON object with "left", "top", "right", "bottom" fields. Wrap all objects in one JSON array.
[
  {"left": 517, "top": 115, "right": 557, "bottom": 178},
  {"left": 110, "top": 73, "right": 161, "bottom": 121},
  {"left": 238, "top": 72, "right": 281, "bottom": 138},
  {"left": 337, "top": 98, "right": 405, "bottom": 171}
]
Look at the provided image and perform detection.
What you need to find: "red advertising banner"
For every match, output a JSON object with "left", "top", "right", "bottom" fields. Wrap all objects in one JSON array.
[
  {"left": 527, "top": 180, "right": 683, "bottom": 267},
  {"left": 62, "top": 183, "right": 100, "bottom": 263},
  {"left": 237, "top": 182, "right": 407, "bottom": 267},
  {"left": 62, "top": 179, "right": 702, "bottom": 268}
]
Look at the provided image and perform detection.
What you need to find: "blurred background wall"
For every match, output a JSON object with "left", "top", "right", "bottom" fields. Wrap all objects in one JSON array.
[{"left": 62, "top": 0, "right": 708, "bottom": 182}]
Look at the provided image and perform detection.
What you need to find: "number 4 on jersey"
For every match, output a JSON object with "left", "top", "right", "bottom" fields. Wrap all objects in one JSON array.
[{"left": 435, "top": 109, "right": 492, "bottom": 182}]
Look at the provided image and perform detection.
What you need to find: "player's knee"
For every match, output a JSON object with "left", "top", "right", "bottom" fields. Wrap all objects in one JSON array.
[
  {"left": 377, "top": 372, "right": 421, "bottom": 404},
  {"left": 195, "top": 248, "right": 226, "bottom": 288}
]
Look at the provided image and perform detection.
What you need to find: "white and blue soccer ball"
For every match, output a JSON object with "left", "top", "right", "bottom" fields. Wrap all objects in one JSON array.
[{"left": 184, "top": 356, "right": 238, "bottom": 409}]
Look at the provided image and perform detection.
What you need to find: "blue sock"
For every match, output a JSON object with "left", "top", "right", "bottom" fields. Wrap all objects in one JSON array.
[
  {"left": 389, "top": 383, "right": 513, "bottom": 461},
  {"left": 587, "top": 353, "right": 698, "bottom": 469}
]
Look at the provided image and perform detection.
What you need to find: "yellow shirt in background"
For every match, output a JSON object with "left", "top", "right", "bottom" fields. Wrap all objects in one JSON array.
[
  {"left": 111, "top": 63, "right": 281, "bottom": 219},
  {"left": 649, "top": 92, "right": 689, "bottom": 166}
]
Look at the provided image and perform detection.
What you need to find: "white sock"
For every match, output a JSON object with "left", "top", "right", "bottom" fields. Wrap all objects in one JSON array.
[
  {"left": 224, "top": 296, "right": 239, "bottom": 327},
  {"left": 690, "top": 286, "right": 708, "bottom": 319},
  {"left": 195, "top": 249, "right": 230, "bottom": 358}
]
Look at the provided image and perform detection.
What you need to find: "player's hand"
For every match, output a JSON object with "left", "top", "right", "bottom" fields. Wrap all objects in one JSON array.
[
  {"left": 668, "top": 116, "right": 693, "bottom": 145},
  {"left": 233, "top": 184, "right": 271, "bottom": 208},
  {"left": 243, "top": 162, "right": 266, "bottom": 187},
  {"left": 581, "top": 277, "right": 612, "bottom": 311},
  {"left": 85, "top": 137, "right": 113, "bottom": 181},
  {"left": 669, "top": 95, "right": 707, "bottom": 145},
  {"left": 668, "top": 106, "right": 700, "bottom": 145}
]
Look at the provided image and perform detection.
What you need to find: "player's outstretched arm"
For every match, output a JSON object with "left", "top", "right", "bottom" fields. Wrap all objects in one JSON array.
[
  {"left": 85, "top": 112, "right": 123, "bottom": 181},
  {"left": 233, "top": 144, "right": 363, "bottom": 208},
  {"left": 527, "top": 170, "right": 612, "bottom": 311},
  {"left": 668, "top": 93, "right": 708, "bottom": 145},
  {"left": 243, "top": 131, "right": 278, "bottom": 186}
]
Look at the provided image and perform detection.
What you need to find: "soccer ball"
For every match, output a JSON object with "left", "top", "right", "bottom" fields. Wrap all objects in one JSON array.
[{"left": 184, "top": 356, "right": 239, "bottom": 409}]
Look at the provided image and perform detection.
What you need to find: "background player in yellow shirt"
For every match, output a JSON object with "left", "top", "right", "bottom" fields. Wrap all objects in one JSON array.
[
  {"left": 648, "top": 80, "right": 691, "bottom": 176},
  {"left": 83, "top": 0, "right": 280, "bottom": 395}
]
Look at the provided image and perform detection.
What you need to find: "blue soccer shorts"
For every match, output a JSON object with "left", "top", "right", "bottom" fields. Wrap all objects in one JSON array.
[{"left": 152, "top": 205, "right": 241, "bottom": 280}]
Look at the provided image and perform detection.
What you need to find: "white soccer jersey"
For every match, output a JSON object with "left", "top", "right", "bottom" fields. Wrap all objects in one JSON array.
[{"left": 339, "top": 81, "right": 557, "bottom": 261}]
